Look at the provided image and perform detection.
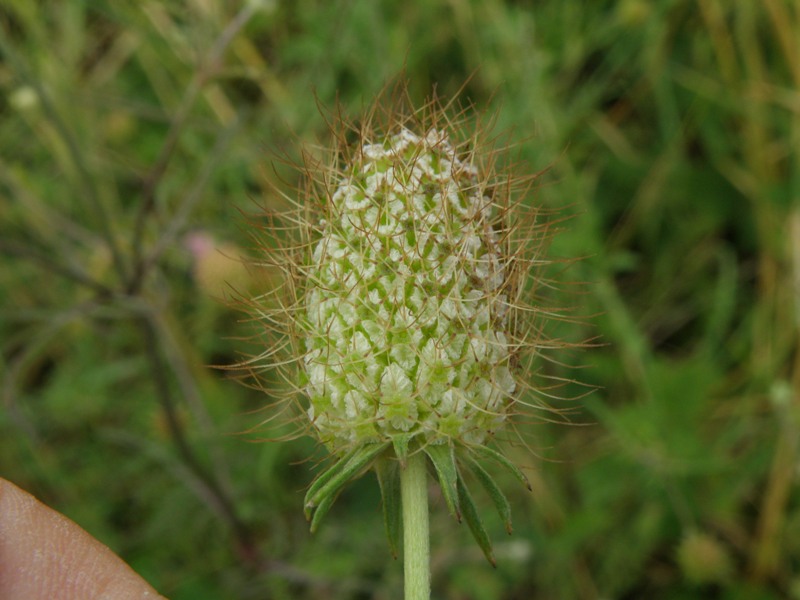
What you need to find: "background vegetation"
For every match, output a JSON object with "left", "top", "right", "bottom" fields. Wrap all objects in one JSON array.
[{"left": 2, "top": 0, "right": 799, "bottom": 598}]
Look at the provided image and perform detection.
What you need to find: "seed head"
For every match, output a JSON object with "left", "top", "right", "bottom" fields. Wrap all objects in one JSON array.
[
  {"left": 246, "top": 84, "right": 557, "bottom": 563},
  {"left": 304, "top": 126, "right": 516, "bottom": 449}
]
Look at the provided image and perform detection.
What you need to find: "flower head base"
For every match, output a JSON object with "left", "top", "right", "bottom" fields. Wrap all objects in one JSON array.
[{"left": 304, "top": 127, "right": 516, "bottom": 450}]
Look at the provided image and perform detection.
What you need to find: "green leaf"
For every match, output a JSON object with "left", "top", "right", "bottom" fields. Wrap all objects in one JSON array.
[
  {"left": 374, "top": 457, "right": 402, "bottom": 558},
  {"left": 467, "top": 457, "right": 513, "bottom": 534},
  {"left": 304, "top": 442, "right": 389, "bottom": 521},
  {"left": 457, "top": 474, "right": 496, "bottom": 567},
  {"left": 471, "top": 445, "right": 531, "bottom": 491},
  {"left": 424, "top": 443, "right": 461, "bottom": 521}
]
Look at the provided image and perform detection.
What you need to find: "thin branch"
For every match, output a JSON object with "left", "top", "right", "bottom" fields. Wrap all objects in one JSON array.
[
  {"left": 0, "top": 238, "right": 112, "bottom": 295},
  {"left": 137, "top": 309, "right": 260, "bottom": 567},
  {"left": 129, "top": 2, "right": 259, "bottom": 291},
  {"left": 147, "top": 307, "right": 236, "bottom": 496},
  {"left": 137, "top": 115, "right": 243, "bottom": 281}
]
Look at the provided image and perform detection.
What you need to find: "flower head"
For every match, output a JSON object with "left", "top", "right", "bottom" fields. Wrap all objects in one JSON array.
[
  {"left": 304, "top": 126, "right": 515, "bottom": 450},
  {"left": 247, "top": 85, "right": 554, "bottom": 563}
]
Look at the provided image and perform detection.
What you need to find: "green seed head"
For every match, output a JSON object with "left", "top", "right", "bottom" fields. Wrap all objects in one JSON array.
[
  {"left": 303, "top": 127, "right": 515, "bottom": 450},
  {"left": 247, "top": 86, "right": 558, "bottom": 562}
]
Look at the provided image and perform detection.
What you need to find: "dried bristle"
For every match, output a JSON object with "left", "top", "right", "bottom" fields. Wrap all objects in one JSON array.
[{"left": 243, "top": 82, "right": 567, "bottom": 454}]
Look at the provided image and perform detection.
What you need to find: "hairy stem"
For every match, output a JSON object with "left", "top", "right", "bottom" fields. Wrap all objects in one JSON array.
[{"left": 401, "top": 452, "right": 431, "bottom": 600}]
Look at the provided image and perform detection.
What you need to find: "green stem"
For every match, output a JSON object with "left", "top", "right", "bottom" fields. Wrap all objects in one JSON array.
[{"left": 401, "top": 452, "right": 431, "bottom": 600}]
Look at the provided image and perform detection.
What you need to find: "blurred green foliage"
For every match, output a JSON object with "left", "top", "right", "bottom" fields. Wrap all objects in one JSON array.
[{"left": 1, "top": 0, "right": 799, "bottom": 598}]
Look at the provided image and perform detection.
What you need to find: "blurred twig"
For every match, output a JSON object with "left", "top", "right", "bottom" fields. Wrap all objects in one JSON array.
[
  {"left": 148, "top": 307, "right": 236, "bottom": 497},
  {"left": 137, "top": 309, "right": 260, "bottom": 567},
  {"left": 139, "top": 115, "right": 243, "bottom": 279},
  {"left": 0, "top": 238, "right": 111, "bottom": 296},
  {"left": 129, "top": 2, "right": 259, "bottom": 293}
]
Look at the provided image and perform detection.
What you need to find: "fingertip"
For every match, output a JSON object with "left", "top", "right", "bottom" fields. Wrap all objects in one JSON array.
[{"left": 0, "top": 478, "right": 166, "bottom": 600}]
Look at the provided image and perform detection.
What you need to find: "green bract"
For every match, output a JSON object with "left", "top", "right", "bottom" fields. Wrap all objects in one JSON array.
[{"left": 303, "top": 128, "right": 515, "bottom": 449}]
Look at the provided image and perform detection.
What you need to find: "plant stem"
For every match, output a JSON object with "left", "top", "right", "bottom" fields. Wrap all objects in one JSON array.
[{"left": 401, "top": 452, "right": 431, "bottom": 600}]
